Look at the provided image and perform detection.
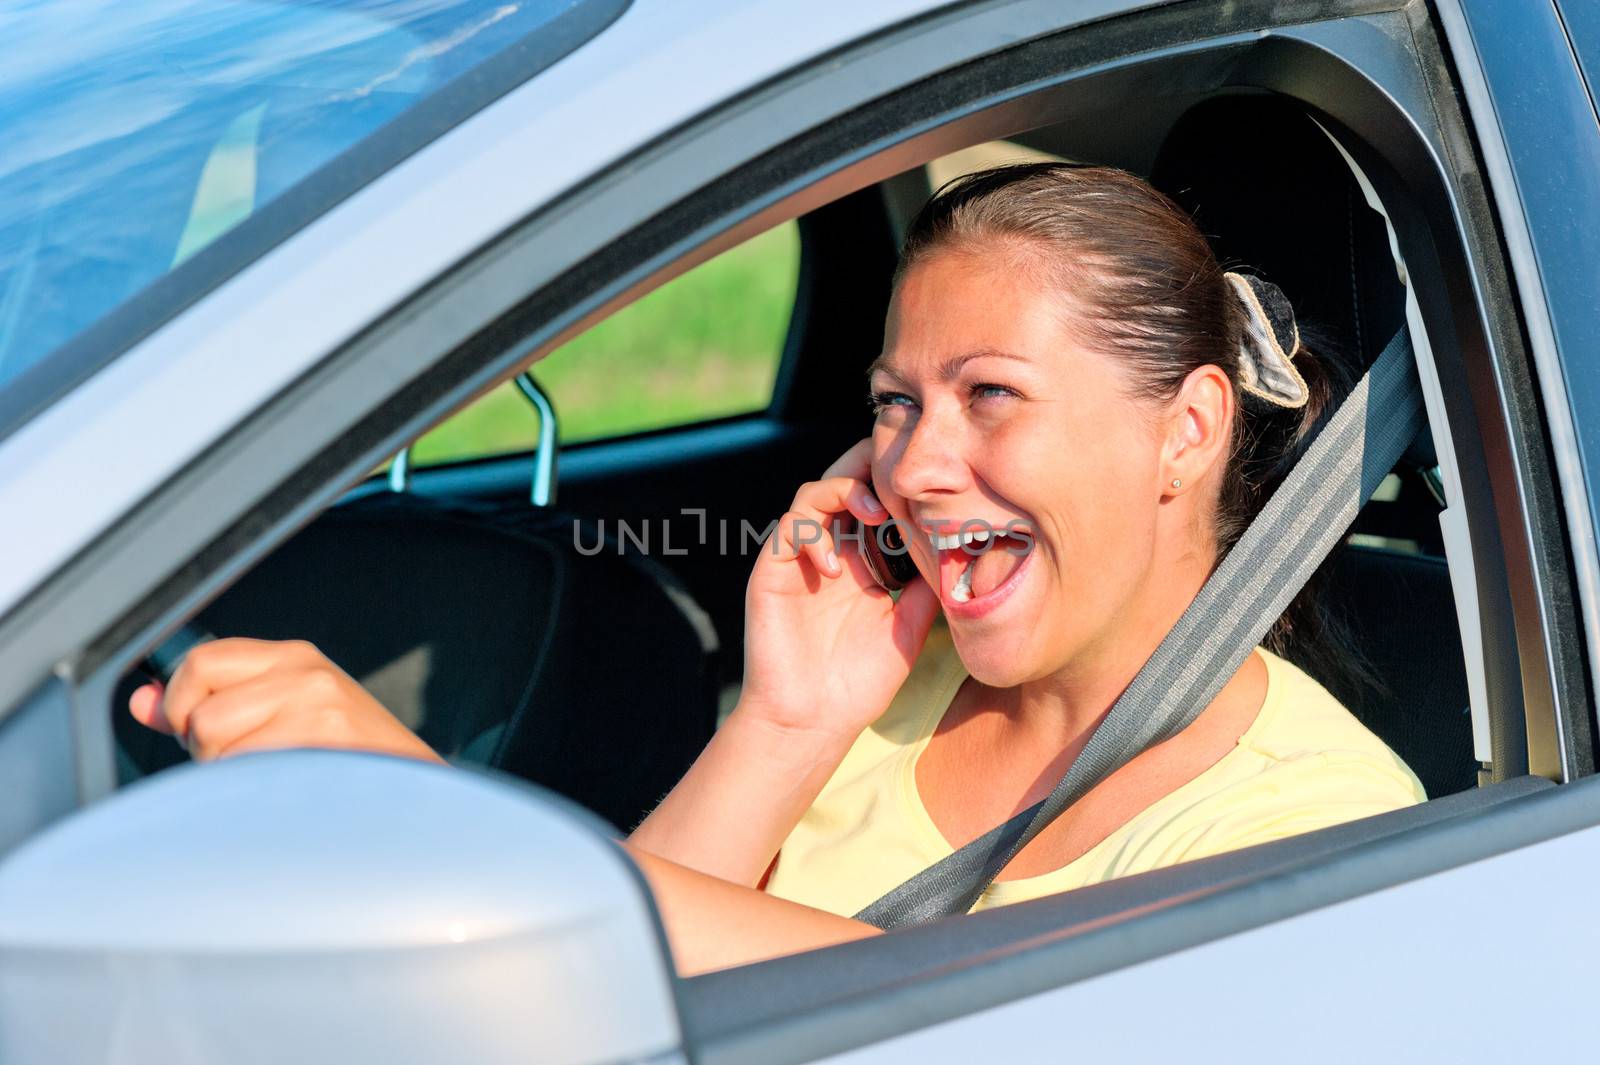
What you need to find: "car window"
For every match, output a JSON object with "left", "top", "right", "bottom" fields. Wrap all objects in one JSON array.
[
  {"left": 0, "top": 0, "right": 629, "bottom": 442},
  {"left": 409, "top": 220, "right": 801, "bottom": 464}
]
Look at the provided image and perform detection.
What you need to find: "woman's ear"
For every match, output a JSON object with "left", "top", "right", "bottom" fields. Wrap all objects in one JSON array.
[{"left": 1161, "top": 364, "right": 1233, "bottom": 496}]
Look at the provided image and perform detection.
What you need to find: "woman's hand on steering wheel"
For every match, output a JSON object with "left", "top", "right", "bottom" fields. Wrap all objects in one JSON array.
[
  {"left": 736, "top": 438, "right": 939, "bottom": 747},
  {"left": 127, "top": 638, "right": 444, "bottom": 764}
]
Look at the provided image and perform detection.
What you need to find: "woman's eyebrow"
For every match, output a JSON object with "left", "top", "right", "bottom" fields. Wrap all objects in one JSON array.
[
  {"left": 865, "top": 355, "right": 903, "bottom": 383},
  {"left": 867, "top": 348, "right": 1031, "bottom": 383}
]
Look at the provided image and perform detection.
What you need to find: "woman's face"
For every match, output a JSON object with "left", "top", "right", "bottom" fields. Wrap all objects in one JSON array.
[{"left": 869, "top": 249, "right": 1189, "bottom": 688}]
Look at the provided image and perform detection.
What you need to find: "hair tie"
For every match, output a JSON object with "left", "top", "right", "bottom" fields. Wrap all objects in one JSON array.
[{"left": 1223, "top": 271, "right": 1308, "bottom": 409}]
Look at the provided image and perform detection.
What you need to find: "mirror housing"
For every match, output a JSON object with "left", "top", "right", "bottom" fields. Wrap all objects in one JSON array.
[{"left": 0, "top": 751, "right": 682, "bottom": 1065}]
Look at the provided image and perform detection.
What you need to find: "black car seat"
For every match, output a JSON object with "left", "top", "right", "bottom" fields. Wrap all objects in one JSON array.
[
  {"left": 115, "top": 491, "right": 721, "bottom": 830},
  {"left": 1149, "top": 96, "right": 1476, "bottom": 797}
]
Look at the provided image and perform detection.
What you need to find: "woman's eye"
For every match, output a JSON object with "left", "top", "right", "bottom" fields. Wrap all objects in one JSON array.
[
  {"left": 969, "top": 382, "right": 1019, "bottom": 403},
  {"left": 869, "top": 390, "right": 916, "bottom": 415}
]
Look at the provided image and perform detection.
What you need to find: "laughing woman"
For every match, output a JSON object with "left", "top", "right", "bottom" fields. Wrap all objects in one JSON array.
[{"left": 129, "top": 163, "right": 1425, "bottom": 975}]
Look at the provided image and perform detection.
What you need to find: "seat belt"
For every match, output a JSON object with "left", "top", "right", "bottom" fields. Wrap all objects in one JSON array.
[{"left": 854, "top": 326, "right": 1423, "bottom": 930}]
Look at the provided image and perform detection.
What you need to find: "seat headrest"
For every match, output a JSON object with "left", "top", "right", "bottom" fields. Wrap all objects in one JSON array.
[
  {"left": 1149, "top": 95, "right": 1406, "bottom": 369},
  {"left": 1150, "top": 96, "right": 1436, "bottom": 468}
]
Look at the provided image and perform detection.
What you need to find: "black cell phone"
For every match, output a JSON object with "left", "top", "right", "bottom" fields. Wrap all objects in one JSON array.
[{"left": 861, "top": 481, "right": 920, "bottom": 592}]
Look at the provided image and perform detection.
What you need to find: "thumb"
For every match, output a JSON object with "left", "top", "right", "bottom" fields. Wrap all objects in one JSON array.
[
  {"left": 888, "top": 575, "right": 940, "bottom": 665},
  {"left": 128, "top": 682, "right": 175, "bottom": 734}
]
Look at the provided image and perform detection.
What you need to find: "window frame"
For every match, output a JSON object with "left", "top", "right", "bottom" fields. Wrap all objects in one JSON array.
[{"left": 1438, "top": 0, "right": 1600, "bottom": 780}]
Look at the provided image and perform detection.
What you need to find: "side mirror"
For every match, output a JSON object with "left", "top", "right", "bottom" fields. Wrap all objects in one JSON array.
[{"left": 0, "top": 752, "right": 682, "bottom": 1065}]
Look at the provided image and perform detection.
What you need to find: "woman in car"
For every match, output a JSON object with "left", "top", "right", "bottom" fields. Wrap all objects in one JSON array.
[{"left": 128, "top": 163, "right": 1426, "bottom": 975}]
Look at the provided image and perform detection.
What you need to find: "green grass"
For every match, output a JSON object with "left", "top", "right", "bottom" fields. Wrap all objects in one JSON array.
[{"left": 410, "top": 221, "right": 801, "bottom": 467}]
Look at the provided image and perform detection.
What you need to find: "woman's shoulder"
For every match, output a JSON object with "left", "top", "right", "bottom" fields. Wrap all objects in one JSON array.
[
  {"left": 1249, "top": 648, "right": 1419, "bottom": 777},
  {"left": 1204, "top": 646, "right": 1427, "bottom": 815},
  {"left": 1138, "top": 649, "right": 1426, "bottom": 865}
]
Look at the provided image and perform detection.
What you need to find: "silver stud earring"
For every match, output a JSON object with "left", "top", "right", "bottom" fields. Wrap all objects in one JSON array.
[{"left": 1171, "top": 478, "right": 1182, "bottom": 489}]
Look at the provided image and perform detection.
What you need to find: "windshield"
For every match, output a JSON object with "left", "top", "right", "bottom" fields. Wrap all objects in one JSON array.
[{"left": 0, "top": 0, "right": 627, "bottom": 438}]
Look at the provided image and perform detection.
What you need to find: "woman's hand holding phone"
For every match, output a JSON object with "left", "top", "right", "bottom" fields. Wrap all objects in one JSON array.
[
  {"left": 629, "top": 438, "right": 938, "bottom": 887},
  {"left": 734, "top": 438, "right": 939, "bottom": 748}
]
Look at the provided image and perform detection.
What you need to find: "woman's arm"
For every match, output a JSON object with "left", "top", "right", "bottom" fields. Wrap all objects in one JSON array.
[
  {"left": 125, "top": 639, "right": 879, "bottom": 976},
  {"left": 627, "top": 705, "right": 855, "bottom": 887},
  {"left": 627, "top": 440, "right": 939, "bottom": 886},
  {"left": 626, "top": 847, "right": 879, "bottom": 975}
]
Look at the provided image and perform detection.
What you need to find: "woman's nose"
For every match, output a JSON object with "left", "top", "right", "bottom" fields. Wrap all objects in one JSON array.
[{"left": 885, "top": 412, "right": 970, "bottom": 501}]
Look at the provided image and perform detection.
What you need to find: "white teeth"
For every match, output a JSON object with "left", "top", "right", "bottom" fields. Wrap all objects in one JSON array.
[
  {"left": 950, "top": 562, "right": 974, "bottom": 602},
  {"left": 931, "top": 529, "right": 993, "bottom": 550}
]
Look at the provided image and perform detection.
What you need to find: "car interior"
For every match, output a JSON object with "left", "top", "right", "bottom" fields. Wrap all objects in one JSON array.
[{"left": 112, "top": 90, "right": 1480, "bottom": 838}]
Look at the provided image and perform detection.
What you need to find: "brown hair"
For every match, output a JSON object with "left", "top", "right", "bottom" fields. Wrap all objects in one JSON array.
[{"left": 894, "top": 162, "right": 1353, "bottom": 663}]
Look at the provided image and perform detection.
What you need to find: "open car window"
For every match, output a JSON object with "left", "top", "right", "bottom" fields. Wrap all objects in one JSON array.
[{"left": 404, "top": 220, "right": 801, "bottom": 467}]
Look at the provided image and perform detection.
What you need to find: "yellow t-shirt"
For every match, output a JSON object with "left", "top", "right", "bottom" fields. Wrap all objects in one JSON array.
[{"left": 763, "top": 621, "right": 1427, "bottom": 917}]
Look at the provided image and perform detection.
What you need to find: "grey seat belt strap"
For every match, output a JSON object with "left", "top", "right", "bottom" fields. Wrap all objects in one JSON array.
[{"left": 854, "top": 327, "right": 1422, "bottom": 930}]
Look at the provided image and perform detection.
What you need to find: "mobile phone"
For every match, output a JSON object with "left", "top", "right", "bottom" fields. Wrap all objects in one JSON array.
[{"left": 861, "top": 480, "right": 920, "bottom": 592}]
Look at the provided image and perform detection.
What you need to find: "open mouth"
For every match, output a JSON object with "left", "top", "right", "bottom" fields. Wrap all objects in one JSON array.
[{"left": 927, "top": 525, "right": 1035, "bottom": 610}]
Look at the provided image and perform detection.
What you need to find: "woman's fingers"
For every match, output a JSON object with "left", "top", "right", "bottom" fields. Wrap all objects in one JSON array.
[
  {"left": 771, "top": 478, "right": 889, "bottom": 579},
  {"left": 184, "top": 672, "right": 306, "bottom": 761},
  {"left": 128, "top": 682, "right": 169, "bottom": 732},
  {"left": 155, "top": 637, "right": 312, "bottom": 742},
  {"left": 837, "top": 537, "right": 893, "bottom": 598},
  {"left": 771, "top": 509, "right": 841, "bottom": 578},
  {"left": 816, "top": 439, "right": 890, "bottom": 537},
  {"left": 820, "top": 437, "right": 874, "bottom": 481},
  {"left": 204, "top": 712, "right": 342, "bottom": 761},
  {"left": 843, "top": 479, "right": 889, "bottom": 526},
  {"left": 759, "top": 440, "right": 889, "bottom": 583},
  {"left": 791, "top": 476, "right": 887, "bottom": 528},
  {"left": 187, "top": 667, "right": 365, "bottom": 760}
]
